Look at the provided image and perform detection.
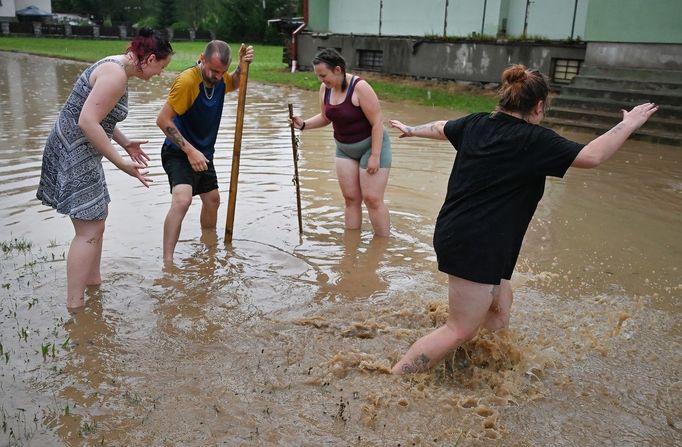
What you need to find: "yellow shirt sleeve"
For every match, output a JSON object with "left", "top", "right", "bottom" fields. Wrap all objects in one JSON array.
[
  {"left": 223, "top": 70, "right": 237, "bottom": 93},
  {"left": 167, "top": 67, "right": 201, "bottom": 116}
]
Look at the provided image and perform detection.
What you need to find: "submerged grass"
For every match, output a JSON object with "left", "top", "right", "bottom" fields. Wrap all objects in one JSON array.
[
  {"left": 0, "top": 36, "right": 497, "bottom": 113},
  {"left": 1, "top": 237, "right": 33, "bottom": 254}
]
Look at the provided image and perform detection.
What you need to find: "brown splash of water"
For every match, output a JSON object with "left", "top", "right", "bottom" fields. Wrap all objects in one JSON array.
[
  {"left": 408, "top": 299, "right": 557, "bottom": 402},
  {"left": 325, "top": 350, "right": 392, "bottom": 379},
  {"left": 293, "top": 315, "right": 330, "bottom": 328},
  {"left": 442, "top": 329, "right": 554, "bottom": 402},
  {"left": 340, "top": 319, "right": 387, "bottom": 339}
]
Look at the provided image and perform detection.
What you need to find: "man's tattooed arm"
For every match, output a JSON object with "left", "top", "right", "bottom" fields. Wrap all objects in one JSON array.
[{"left": 165, "top": 126, "right": 185, "bottom": 148}]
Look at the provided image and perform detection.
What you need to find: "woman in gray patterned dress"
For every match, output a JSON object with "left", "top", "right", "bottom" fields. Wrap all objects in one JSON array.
[{"left": 37, "top": 28, "right": 173, "bottom": 308}]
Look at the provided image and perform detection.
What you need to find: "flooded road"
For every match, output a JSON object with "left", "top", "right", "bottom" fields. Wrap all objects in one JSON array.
[{"left": 0, "top": 51, "right": 680, "bottom": 446}]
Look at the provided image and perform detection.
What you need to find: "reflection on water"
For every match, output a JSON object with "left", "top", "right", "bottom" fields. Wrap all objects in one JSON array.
[{"left": 0, "top": 51, "right": 680, "bottom": 446}]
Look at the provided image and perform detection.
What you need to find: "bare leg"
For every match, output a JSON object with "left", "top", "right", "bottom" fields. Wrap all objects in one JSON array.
[
  {"left": 86, "top": 210, "right": 105, "bottom": 286},
  {"left": 199, "top": 188, "right": 220, "bottom": 228},
  {"left": 163, "top": 184, "right": 193, "bottom": 263},
  {"left": 342, "top": 228, "right": 362, "bottom": 251},
  {"left": 391, "top": 275, "right": 495, "bottom": 374},
  {"left": 200, "top": 227, "right": 218, "bottom": 247},
  {"left": 336, "top": 158, "right": 363, "bottom": 230},
  {"left": 67, "top": 218, "right": 106, "bottom": 308},
  {"left": 481, "top": 279, "right": 513, "bottom": 331},
  {"left": 359, "top": 167, "right": 390, "bottom": 237}
]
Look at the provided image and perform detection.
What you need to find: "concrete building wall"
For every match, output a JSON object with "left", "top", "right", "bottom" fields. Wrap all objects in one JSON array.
[
  {"left": 328, "top": 0, "right": 380, "bottom": 35},
  {"left": 0, "top": 2, "right": 17, "bottom": 20},
  {"left": 481, "top": 0, "right": 505, "bottom": 36},
  {"left": 308, "top": 0, "right": 588, "bottom": 41},
  {"left": 302, "top": 0, "right": 681, "bottom": 84},
  {"left": 308, "top": 0, "right": 329, "bottom": 32},
  {"left": 382, "top": 0, "right": 447, "bottom": 37},
  {"left": 586, "top": 43, "right": 682, "bottom": 70},
  {"left": 297, "top": 33, "right": 584, "bottom": 84},
  {"left": 504, "top": 0, "right": 587, "bottom": 39},
  {"left": 582, "top": 0, "right": 682, "bottom": 69},
  {"left": 504, "top": 0, "right": 525, "bottom": 37},
  {"left": 585, "top": 0, "right": 682, "bottom": 44},
  {"left": 525, "top": 0, "right": 587, "bottom": 40},
  {"left": 445, "top": 0, "right": 504, "bottom": 37}
]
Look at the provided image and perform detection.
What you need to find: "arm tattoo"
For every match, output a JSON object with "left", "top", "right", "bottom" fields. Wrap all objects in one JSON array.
[
  {"left": 401, "top": 353, "right": 430, "bottom": 373},
  {"left": 412, "top": 122, "right": 439, "bottom": 137},
  {"left": 608, "top": 122, "right": 625, "bottom": 135},
  {"left": 166, "top": 127, "right": 185, "bottom": 147}
]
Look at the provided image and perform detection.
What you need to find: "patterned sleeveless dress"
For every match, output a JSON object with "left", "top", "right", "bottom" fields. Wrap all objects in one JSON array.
[{"left": 36, "top": 58, "right": 128, "bottom": 220}]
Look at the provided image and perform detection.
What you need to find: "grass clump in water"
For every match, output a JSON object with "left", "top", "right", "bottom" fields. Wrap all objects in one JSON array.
[{"left": 1, "top": 238, "right": 32, "bottom": 254}]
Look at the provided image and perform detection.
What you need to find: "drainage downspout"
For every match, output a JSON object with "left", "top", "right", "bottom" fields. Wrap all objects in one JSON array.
[{"left": 291, "top": 0, "right": 308, "bottom": 73}]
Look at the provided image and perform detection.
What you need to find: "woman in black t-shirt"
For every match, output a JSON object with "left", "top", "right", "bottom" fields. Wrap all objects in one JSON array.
[{"left": 388, "top": 64, "right": 658, "bottom": 375}]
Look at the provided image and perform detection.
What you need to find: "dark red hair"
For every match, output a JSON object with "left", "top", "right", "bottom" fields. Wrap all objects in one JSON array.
[{"left": 126, "top": 27, "right": 173, "bottom": 70}]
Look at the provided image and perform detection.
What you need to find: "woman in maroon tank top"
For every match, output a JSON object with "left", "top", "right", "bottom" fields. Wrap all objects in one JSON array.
[{"left": 290, "top": 48, "right": 392, "bottom": 237}]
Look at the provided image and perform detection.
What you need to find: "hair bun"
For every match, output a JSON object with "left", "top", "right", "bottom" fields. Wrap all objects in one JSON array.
[
  {"left": 502, "top": 64, "right": 528, "bottom": 84},
  {"left": 138, "top": 27, "right": 155, "bottom": 38}
]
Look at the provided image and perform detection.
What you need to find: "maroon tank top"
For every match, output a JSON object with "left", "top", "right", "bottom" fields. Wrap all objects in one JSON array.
[{"left": 324, "top": 76, "right": 373, "bottom": 144}]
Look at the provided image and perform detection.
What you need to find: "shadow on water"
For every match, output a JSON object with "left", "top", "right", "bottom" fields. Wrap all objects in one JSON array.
[{"left": 0, "top": 51, "right": 680, "bottom": 446}]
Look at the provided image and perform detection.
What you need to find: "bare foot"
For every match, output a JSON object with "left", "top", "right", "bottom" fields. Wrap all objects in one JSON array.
[{"left": 67, "top": 296, "right": 85, "bottom": 309}]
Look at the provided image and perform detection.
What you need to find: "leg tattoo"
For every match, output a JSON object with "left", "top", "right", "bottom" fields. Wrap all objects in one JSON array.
[{"left": 401, "top": 353, "right": 430, "bottom": 373}]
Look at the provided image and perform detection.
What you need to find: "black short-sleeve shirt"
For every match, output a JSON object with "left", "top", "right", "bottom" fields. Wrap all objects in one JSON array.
[{"left": 434, "top": 112, "right": 584, "bottom": 284}]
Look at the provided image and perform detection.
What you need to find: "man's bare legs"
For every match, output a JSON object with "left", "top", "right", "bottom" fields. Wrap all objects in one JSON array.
[
  {"left": 163, "top": 184, "right": 193, "bottom": 263},
  {"left": 199, "top": 188, "right": 220, "bottom": 228},
  {"left": 163, "top": 185, "right": 220, "bottom": 263}
]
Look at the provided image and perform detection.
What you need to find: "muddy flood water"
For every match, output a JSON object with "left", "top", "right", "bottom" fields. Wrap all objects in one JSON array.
[{"left": 0, "top": 51, "right": 680, "bottom": 446}]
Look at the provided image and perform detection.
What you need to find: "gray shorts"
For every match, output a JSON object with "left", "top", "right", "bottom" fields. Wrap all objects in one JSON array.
[{"left": 335, "top": 128, "right": 392, "bottom": 169}]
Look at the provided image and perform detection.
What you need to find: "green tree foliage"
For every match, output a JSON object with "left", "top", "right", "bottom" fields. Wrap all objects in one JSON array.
[
  {"left": 157, "top": 0, "right": 178, "bottom": 29},
  {"left": 54, "top": 0, "right": 300, "bottom": 41},
  {"left": 213, "top": 0, "right": 299, "bottom": 43},
  {"left": 52, "top": 0, "right": 155, "bottom": 25},
  {"left": 182, "top": 0, "right": 208, "bottom": 32}
]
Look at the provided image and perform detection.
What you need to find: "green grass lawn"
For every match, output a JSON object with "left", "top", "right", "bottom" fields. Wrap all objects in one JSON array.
[{"left": 0, "top": 36, "right": 496, "bottom": 113}]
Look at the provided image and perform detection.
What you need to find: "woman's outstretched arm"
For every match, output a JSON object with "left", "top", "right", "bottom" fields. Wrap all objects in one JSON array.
[
  {"left": 572, "top": 102, "right": 658, "bottom": 169},
  {"left": 389, "top": 120, "right": 448, "bottom": 140}
]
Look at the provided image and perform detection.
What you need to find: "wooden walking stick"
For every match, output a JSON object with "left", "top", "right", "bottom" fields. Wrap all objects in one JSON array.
[
  {"left": 288, "top": 104, "right": 303, "bottom": 234},
  {"left": 225, "top": 46, "right": 250, "bottom": 244}
]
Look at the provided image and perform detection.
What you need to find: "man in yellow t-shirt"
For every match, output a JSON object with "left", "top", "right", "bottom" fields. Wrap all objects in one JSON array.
[{"left": 156, "top": 40, "right": 253, "bottom": 263}]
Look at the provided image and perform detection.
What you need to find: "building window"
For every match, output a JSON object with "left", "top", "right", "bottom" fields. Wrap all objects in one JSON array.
[
  {"left": 357, "top": 50, "right": 383, "bottom": 71},
  {"left": 551, "top": 58, "right": 582, "bottom": 84}
]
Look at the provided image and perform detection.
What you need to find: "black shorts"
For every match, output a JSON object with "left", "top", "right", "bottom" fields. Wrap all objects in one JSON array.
[
  {"left": 161, "top": 144, "right": 218, "bottom": 196},
  {"left": 433, "top": 231, "right": 516, "bottom": 285}
]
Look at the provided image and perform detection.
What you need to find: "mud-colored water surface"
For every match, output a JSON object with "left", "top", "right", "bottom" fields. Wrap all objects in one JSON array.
[{"left": 0, "top": 51, "right": 680, "bottom": 446}]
